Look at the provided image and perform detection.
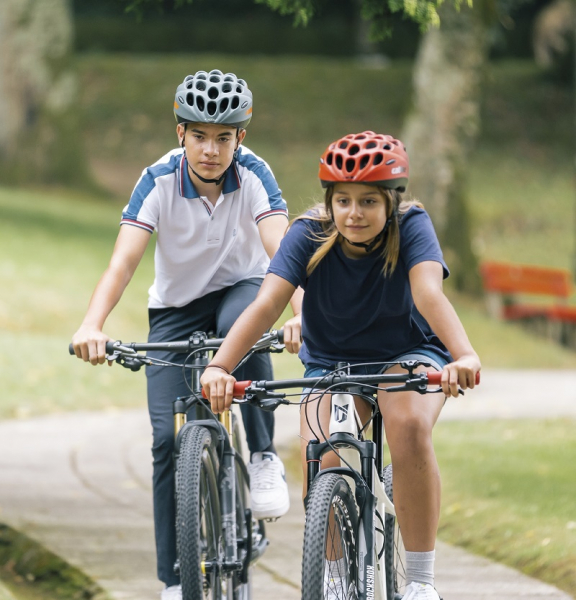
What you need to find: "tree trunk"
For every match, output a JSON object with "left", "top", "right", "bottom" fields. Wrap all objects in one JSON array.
[
  {"left": 0, "top": 0, "right": 89, "bottom": 186},
  {"left": 402, "top": 2, "right": 488, "bottom": 293}
]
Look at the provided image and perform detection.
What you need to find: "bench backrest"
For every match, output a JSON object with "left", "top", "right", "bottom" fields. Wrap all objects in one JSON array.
[{"left": 480, "top": 261, "right": 572, "bottom": 298}]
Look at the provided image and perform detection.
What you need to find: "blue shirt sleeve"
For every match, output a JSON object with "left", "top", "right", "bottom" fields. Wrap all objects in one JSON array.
[
  {"left": 267, "top": 218, "right": 319, "bottom": 288},
  {"left": 399, "top": 207, "right": 449, "bottom": 279}
]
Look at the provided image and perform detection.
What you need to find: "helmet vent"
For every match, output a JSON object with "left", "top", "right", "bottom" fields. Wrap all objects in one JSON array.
[
  {"left": 207, "top": 101, "right": 217, "bottom": 116},
  {"left": 208, "top": 87, "right": 219, "bottom": 99},
  {"left": 209, "top": 75, "right": 221, "bottom": 83},
  {"left": 231, "top": 96, "right": 240, "bottom": 109},
  {"left": 335, "top": 155, "right": 343, "bottom": 170},
  {"left": 186, "top": 81, "right": 193, "bottom": 89},
  {"left": 359, "top": 156, "right": 370, "bottom": 169},
  {"left": 186, "top": 92, "right": 194, "bottom": 107},
  {"left": 345, "top": 158, "right": 355, "bottom": 173},
  {"left": 197, "top": 96, "right": 205, "bottom": 111},
  {"left": 196, "top": 81, "right": 206, "bottom": 91},
  {"left": 238, "top": 79, "right": 246, "bottom": 86},
  {"left": 224, "top": 75, "right": 235, "bottom": 82},
  {"left": 383, "top": 144, "right": 392, "bottom": 150},
  {"left": 373, "top": 153, "right": 384, "bottom": 166},
  {"left": 338, "top": 141, "right": 349, "bottom": 149},
  {"left": 326, "top": 152, "right": 333, "bottom": 166},
  {"left": 366, "top": 141, "right": 377, "bottom": 149},
  {"left": 236, "top": 85, "right": 244, "bottom": 93},
  {"left": 386, "top": 159, "right": 395, "bottom": 165},
  {"left": 196, "top": 73, "right": 207, "bottom": 80},
  {"left": 220, "top": 98, "right": 229, "bottom": 112},
  {"left": 356, "top": 134, "right": 366, "bottom": 140},
  {"left": 222, "top": 83, "right": 232, "bottom": 93},
  {"left": 349, "top": 144, "right": 360, "bottom": 156}
]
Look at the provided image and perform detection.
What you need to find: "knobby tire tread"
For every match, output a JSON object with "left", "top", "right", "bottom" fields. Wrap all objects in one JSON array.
[
  {"left": 301, "top": 473, "right": 358, "bottom": 600},
  {"left": 176, "top": 425, "right": 221, "bottom": 600}
]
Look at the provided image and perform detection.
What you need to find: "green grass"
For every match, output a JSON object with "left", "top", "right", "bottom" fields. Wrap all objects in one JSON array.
[{"left": 435, "top": 418, "right": 576, "bottom": 597}]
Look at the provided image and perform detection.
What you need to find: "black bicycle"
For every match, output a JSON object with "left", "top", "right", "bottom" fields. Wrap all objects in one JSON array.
[
  {"left": 70, "top": 330, "right": 286, "bottom": 600},
  {"left": 229, "top": 363, "right": 479, "bottom": 600}
]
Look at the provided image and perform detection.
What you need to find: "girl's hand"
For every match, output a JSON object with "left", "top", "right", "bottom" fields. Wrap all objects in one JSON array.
[
  {"left": 440, "top": 354, "right": 481, "bottom": 398},
  {"left": 281, "top": 314, "right": 302, "bottom": 354},
  {"left": 72, "top": 326, "right": 113, "bottom": 366},
  {"left": 200, "top": 367, "right": 237, "bottom": 414}
]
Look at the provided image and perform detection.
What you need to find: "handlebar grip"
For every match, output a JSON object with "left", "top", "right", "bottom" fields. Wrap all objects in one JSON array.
[
  {"left": 201, "top": 380, "right": 253, "bottom": 399},
  {"left": 276, "top": 329, "right": 284, "bottom": 344},
  {"left": 427, "top": 371, "right": 480, "bottom": 385},
  {"left": 69, "top": 341, "right": 119, "bottom": 355}
]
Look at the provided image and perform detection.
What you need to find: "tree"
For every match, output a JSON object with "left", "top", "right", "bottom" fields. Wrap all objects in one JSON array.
[{"left": 0, "top": 0, "right": 89, "bottom": 186}]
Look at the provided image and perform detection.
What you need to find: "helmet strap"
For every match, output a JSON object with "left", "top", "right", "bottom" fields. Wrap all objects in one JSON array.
[
  {"left": 189, "top": 166, "right": 228, "bottom": 186},
  {"left": 343, "top": 213, "right": 395, "bottom": 253}
]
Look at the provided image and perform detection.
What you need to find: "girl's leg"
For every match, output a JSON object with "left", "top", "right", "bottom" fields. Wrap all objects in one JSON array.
[{"left": 378, "top": 364, "right": 445, "bottom": 552}]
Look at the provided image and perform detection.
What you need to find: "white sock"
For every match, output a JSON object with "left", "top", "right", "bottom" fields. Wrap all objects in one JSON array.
[
  {"left": 406, "top": 549, "right": 435, "bottom": 587},
  {"left": 325, "top": 557, "right": 347, "bottom": 578}
]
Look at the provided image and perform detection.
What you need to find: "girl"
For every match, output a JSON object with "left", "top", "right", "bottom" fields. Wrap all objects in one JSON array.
[{"left": 201, "top": 131, "right": 481, "bottom": 600}]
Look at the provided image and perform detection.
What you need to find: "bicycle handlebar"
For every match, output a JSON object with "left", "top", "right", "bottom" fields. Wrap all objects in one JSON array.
[
  {"left": 69, "top": 329, "right": 285, "bottom": 356},
  {"left": 203, "top": 369, "right": 480, "bottom": 401}
]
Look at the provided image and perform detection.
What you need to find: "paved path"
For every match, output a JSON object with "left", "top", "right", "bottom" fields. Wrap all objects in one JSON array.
[{"left": 0, "top": 369, "right": 574, "bottom": 600}]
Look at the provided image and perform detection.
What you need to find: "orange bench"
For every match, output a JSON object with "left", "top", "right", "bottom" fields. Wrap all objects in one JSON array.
[{"left": 479, "top": 261, "right": 573, "bottom": 322}]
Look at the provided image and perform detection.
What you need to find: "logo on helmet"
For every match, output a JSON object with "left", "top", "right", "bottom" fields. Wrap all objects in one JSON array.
[
  {"left": 391, "top": 167, "right": 406, "bottom": 175},
  {"left": 241, "top": 101, "right": 249, "bottom": 109}
]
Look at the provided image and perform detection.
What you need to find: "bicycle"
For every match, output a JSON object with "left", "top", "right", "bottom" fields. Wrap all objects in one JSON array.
[
  {"left": 70, "top": 330, "right": 286, "bottom": 600},
  {"left": 229, "top": 361, "right": 480, "bottom": 600}
]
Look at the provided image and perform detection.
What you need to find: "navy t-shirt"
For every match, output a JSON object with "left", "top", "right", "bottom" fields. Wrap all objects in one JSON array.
[{"left": 268, "top": 206, "right": 452, "bottom": 368}]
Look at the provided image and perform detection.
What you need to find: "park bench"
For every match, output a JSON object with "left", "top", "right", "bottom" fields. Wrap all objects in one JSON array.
[{"left": 479, "top": 260, "right": 576, "bottom": 348}]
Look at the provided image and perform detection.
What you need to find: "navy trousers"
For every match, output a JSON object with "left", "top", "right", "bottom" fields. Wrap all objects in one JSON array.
[{"left": 146, "top": 278, "right": 274, "bottom": 586}]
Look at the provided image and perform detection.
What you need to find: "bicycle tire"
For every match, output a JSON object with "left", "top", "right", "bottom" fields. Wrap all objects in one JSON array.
[
  {"left": 302, "top": 473, "right": 358, "bottom": 600},
  {"left": 383, "top": 464, "right": 407, "bottom": 600},
  {"left": 176, "top": 425, "right": 223, "bottom": 600}
]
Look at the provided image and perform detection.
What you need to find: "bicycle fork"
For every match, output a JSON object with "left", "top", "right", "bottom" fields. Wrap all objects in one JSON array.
[{"left": 305, "top": 392, "right": 389, "bottom": 600}]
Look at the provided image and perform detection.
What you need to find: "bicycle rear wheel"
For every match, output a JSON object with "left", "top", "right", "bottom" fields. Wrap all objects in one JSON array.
[
  {"left": 176, "top": 425, "right": 223, "bottom": 600},
  {"left": 302, "top": 473, "right": 358, "bottom": 600},
  {"left": 383, "top": 464, "right": 407, "bottom": 600}
]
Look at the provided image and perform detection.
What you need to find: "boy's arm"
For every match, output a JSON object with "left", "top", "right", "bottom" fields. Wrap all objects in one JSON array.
[
  {"left": 72, "top": 226, "right": 151, "bottom": 365},
  {"left": 258, "top": 214, "right": 303, "bottom": 353},
  {"left": 409, "top": 260, "right": 481, "bottom": 397}
]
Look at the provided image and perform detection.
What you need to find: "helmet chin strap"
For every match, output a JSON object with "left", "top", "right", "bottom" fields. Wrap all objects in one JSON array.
[
  {"left": 189, "top": 167, "right": 228, "bottom": 186},
  {"left": 343, "top": 215, "right": 394, "bottom": 253}
]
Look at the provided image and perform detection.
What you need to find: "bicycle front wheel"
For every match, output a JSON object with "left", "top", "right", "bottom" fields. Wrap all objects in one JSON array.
[
  {"left": 176, "top": 425, "right": 223, "bottom": 600},
  {"left": 383, "top": 464, "right": 407, "bottom": 600},
  {"left": 302, "top": 473, "right": 358, "bottom": 600}
]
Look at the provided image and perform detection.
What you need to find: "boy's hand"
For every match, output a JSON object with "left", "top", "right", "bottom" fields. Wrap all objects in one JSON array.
[
  {"left": 200, "top": 367, "right": 237, "bottom": 413},
  {"left": 72, "top": 326, "right": 113, "bottom": 366},
  {"left": 281, "top": 314, "right": 302, "bottom": 354}
]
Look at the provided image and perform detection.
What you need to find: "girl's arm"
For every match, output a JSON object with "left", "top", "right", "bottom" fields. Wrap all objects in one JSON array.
[
  {"left": 409, "top": 261, "right": 481, "bottom": 398},
  {"left": 200, "top": 273, "right": 296, "bottom": 413}
]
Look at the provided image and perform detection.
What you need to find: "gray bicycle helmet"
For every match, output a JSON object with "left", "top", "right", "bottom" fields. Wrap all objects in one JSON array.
[{"left": 174, "top": 69, "right": 253, "bottom": 129}]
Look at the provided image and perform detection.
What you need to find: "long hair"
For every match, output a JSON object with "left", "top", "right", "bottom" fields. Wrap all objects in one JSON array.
[{"left": 294, "top": 186, "right": 423, "bottom": 277}]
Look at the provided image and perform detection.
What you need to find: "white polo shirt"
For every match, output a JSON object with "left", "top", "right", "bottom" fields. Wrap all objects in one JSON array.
[{"left": 121, "top": 145, "right": 288, "bottom": 309}]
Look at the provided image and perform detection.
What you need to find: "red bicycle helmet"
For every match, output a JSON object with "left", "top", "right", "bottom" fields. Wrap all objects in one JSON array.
[{"left": 319, "top": 131, "right": 409, "bottom": 191}]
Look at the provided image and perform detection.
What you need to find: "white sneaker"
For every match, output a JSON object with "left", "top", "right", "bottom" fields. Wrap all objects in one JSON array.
[
  {"left": 247, "top": 452, "right": 290, "bottom": 519},
  {"left": 161, "top": 584, "right": 182, "bottom": 600},
  {"left": 403, "top": 581, "right": 441, "bottom": 600},
  {"left": 324, "top": 562, "right": 349, "bottom": 600}
]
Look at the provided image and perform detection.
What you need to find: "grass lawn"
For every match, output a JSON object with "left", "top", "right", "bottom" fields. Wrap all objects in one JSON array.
[{"left": 434, "top": 418, "right": 576, "bottom": 597}]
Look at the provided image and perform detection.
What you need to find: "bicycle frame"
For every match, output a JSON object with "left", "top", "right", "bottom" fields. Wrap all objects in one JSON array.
[{"left": 305, "top": 391, "right": 394, "bottom": 600}]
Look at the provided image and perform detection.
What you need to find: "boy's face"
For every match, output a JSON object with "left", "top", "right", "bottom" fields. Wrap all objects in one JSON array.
[{"left": 177, "top": 122, "right": 246, "bottom": 182}]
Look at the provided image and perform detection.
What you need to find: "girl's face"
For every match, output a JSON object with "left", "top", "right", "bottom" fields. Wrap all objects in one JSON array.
[{"left": 331, "top": 183, "right": 388, "bottom": 257}]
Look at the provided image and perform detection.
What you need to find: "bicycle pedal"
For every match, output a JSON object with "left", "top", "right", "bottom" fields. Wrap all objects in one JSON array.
[{"left": 264, "top": 516, "right": 279, "bottom": 523}]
